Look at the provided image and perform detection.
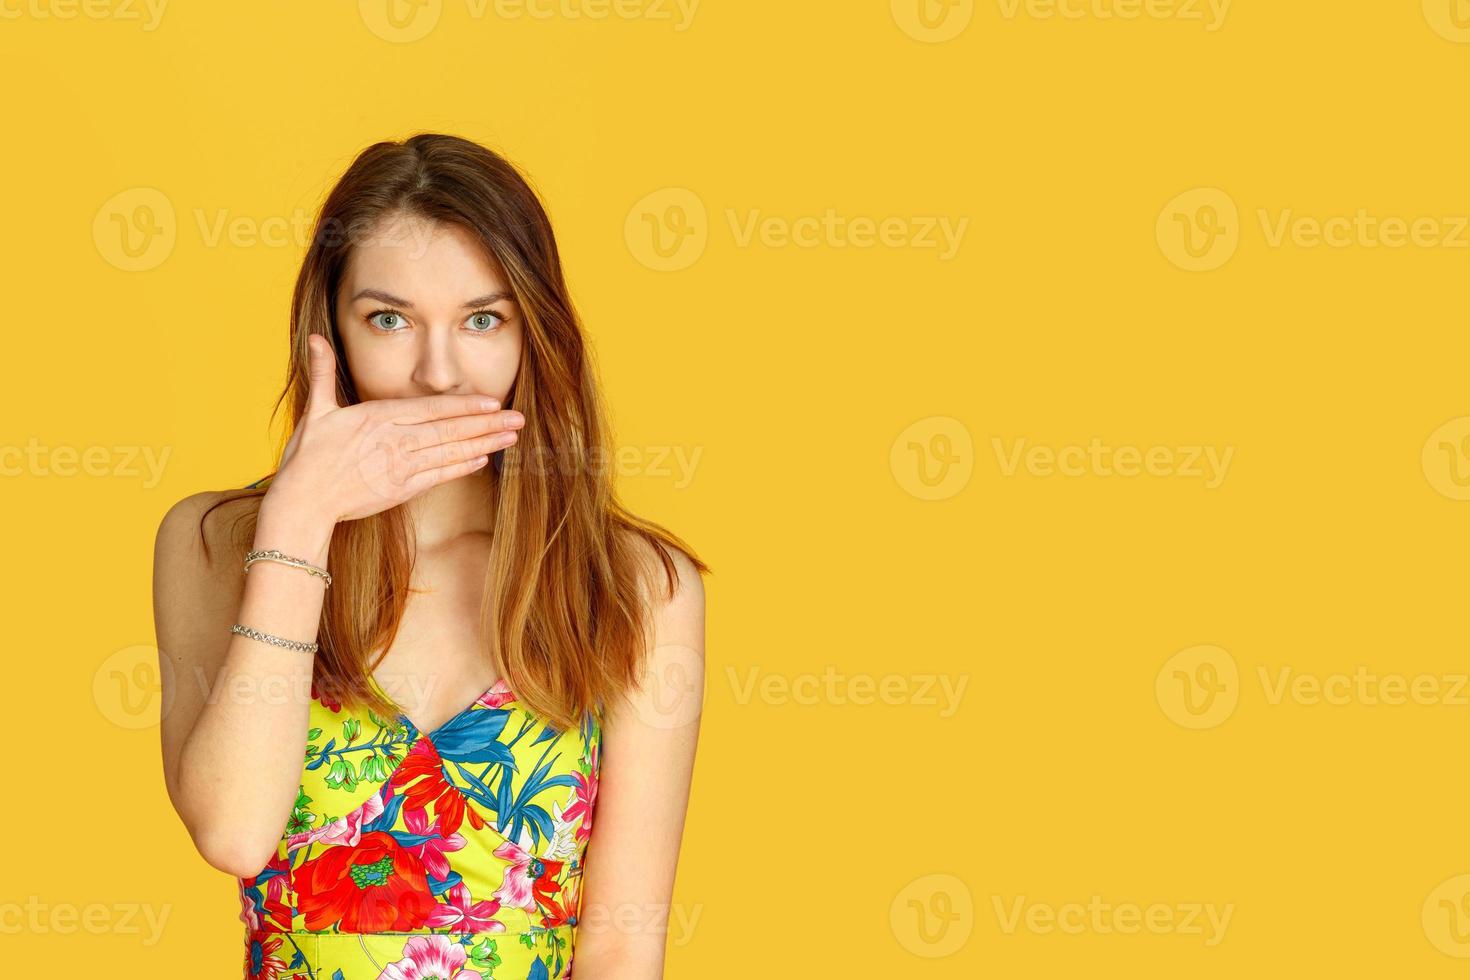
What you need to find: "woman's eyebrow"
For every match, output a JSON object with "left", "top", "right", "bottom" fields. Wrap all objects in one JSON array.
[{"left": 351, "top": 288, "right": 514, "bottom": 309}]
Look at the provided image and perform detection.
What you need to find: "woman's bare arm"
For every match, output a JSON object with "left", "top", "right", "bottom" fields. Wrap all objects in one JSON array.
[
  {"left": 573, "top": 545, "right": 706, "bottom": 978},
  {"left": 154, "top": 335, "right": 521, "bottom": 878},
  {"left": 154, "top": 489, "right": 336, "bottom": 878}
]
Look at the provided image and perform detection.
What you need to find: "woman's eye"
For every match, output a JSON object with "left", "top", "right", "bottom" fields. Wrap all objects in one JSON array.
[
  {"left": 368, "top": 311, "right": 406, "bottom": 331},
  {"left": 468, "top": 311, "right": 503, "bottom": 333}
]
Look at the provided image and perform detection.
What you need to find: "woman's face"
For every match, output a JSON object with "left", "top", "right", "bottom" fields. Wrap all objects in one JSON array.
[{"left": 334, "top": 212, "right": 523, "bottom": 407}]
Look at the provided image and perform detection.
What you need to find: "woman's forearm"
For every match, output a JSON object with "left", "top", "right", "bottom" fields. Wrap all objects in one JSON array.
[{"left": 175, "top": 496, "right": 335, "bottom": 876}]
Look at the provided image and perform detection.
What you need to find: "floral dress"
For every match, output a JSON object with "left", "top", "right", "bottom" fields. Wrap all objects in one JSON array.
[{"left": 236, "top": 672, "right": 601, "bottom": 980}]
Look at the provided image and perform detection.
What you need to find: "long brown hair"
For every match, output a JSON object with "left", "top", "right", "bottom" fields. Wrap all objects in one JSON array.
[{"left": 199, "top": 132, "right": 708, "bottom": 731}]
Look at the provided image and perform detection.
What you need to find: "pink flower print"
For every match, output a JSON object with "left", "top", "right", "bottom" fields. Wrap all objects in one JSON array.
[
  {"left": 424, "top": 881, "right": 506, "bottom": 932},
  {"left": 286, "top": 792, "right": 384, "bottom": 855},
  {"left": 402, "top": 806, "right": 466, "bottom": 881},
  {"left": 492, "top": 839, "right": 537, "bottom": 911},
  {"left": 377, "top": 934, "right": 484, "bottom": 980},
  {"left": 563, "top": 752, "right": 598, "bottom": 843},
  {"left": 478, "top": 677, "right": 516, "bottom": 708},
  {"left": 237, "top": 879, "right": 260, "bottom": 931},
  {"left": 239, "top": 853, "right": 292, "bottom": 932},
  {"left": 493, "top": 839, "right": 565, "bottom": 918}
]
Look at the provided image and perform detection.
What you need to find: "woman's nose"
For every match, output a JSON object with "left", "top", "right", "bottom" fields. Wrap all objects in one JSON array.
[{"left": 410, "top": 327, "right": 465, "bottom": 391}]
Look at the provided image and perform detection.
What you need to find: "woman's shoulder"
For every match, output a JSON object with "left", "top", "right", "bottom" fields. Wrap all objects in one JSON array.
[
  {"left": 155, "top": 488, "right": 261, "bottom": 570},
  {"left": 154, "top": 489, "right": 267, "bottom": 628},
  {"left": 618, "top": 526, "right": 705, "bottom": 615}
]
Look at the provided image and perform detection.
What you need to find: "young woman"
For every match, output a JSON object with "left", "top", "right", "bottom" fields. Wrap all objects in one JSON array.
[{"left": 152, "top": 133, "right": 708, "bottom": 980}]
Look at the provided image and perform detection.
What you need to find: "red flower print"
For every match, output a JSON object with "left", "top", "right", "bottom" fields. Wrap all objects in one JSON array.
[
  {"left": 537, "top": 886, "right": 574, "bottom": 929},
  {"left": 388, "top": 738, "right": 486, "bottom": 836},
  {"left": 310, "top": 675, "right": 342, "bottom": 713},
  {"left": 292, "top": 830, "right": 437, "bottom": 932}
]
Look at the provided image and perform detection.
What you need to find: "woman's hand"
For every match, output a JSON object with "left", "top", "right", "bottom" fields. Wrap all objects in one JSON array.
[{"left": 266, "top": 333, "right": 523, "bottom": 524}]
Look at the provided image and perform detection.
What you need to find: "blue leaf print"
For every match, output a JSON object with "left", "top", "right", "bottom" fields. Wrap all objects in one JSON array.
[
  {"left": 527, "top": 956, "right": 549, "bottom": 980},
  {"left": 427, "top": 869, "right": 463, "bottom": 895},
  {"left": 387, "top": 830, "right": 438, "bottom": 848},
  {"left": 305, "top": 736, "right": 338, "bottom": 771},
  {"left": 362, "top": 789, "right": 405, "bottom": 833},
  {"left": 431, "top": 709, "right": 517, "bottom": 764}
]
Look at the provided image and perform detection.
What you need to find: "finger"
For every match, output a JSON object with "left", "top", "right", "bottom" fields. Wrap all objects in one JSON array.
[
  {"left": 305, "top": 334, "right": 343, "bottom": 417},
  {"left": 405, "top": 410, "right": 524, "bottom": 449},
  {"left": 412, "top": 429, "right": 519, "bottom": 470},
  {"left": 405, "top": 451, "right": 493, "bottom": 495},
  {"left": 397, "top": 393, "right": 503, "bottom": 424}
]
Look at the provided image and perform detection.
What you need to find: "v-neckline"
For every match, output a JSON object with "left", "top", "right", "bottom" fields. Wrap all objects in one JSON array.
[{"left": 367, "top": 673, "right": 511, "bottom": 739}]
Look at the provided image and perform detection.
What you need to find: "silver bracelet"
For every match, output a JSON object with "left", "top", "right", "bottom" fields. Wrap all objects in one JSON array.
[
  {"left": 245, "top": 548, "right": 332, "bottom": 587},
  {"left": 229, "top": 623, "right": 319, "bottom": 655}
]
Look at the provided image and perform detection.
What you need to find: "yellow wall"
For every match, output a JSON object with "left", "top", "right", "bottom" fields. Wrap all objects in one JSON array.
[{"left": 5, "top": 1, "right": 1470, "bottom": 975}]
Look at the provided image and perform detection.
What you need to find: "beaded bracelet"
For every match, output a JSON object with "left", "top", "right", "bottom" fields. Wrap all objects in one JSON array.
[{"left": 229, "top": 623, "right": 319, "bottom": 655}]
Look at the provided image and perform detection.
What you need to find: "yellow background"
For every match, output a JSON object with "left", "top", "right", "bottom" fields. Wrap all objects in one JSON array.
[{"left": 4, "top": 0, "right": 1470, "bottom": 975}]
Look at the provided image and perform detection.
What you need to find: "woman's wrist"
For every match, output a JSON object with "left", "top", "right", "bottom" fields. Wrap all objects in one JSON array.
[{"left": 255, "top": 491, "right": 337, "bottom": 569}]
